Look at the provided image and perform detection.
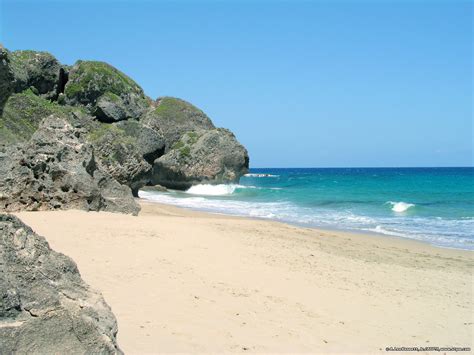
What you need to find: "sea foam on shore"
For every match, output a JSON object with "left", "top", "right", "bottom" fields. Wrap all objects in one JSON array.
[{"left": 139, "top": 168, "right": 474, "bottom": 250}]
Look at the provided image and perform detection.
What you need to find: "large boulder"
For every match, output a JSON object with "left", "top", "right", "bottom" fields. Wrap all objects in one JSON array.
[
  {"left": 115, "top": 120, "right": 165, "bottom": 164},
  {"left": 151, "top": 128, "right": 249, "bottom": 189},
  {"left": 0, "top": 46, "right": 64, "bottom": 112},
  {"left": 0, "top": 115, "right": 139, "bottom": 215},
  {"left": 141, "top": 97, "right": 215, "bottom": 151},
  {"left": 0, "top": 214, "right": 122, "bottom": 354},
  {"left": 87, "top": 120, "right": 164, "bottom": 196},
  {"left": 9, "top": 49, "right": 62, "bottom": 99},
  {"left": 65, "top": 61, "right": 149, "bottom": 122}
]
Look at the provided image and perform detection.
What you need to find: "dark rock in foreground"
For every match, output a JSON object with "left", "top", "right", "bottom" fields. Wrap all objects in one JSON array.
[{"left": 0, "top": 214, "right": 122, "bottom": 354}]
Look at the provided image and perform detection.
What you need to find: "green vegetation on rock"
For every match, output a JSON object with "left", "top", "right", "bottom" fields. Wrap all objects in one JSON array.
[
  {"left": 142, "top": 97, "right": 214, "bottom": 151},
  {"left": 0, "top": 44, "right": 249, "bottom": 204},
  {"left": 9, "top": 50, "right": 61, "bottom": 97},
  {"left": 0, "top": 89, "right": 69, "bottom": 144},
  {"left": 170, "top": 131, "right": 203, "bottom": 160},
  {"left": 65, "top": 61, "right": 143, "bottom": 103},
  {"left": 65, "top": 60, "right": 149, "bottom": 121},
  {"left": 186, "top": 131, "right": 199, "bottom": 144},
  {"left": 153, "top": 97, "right": 208, "bottom": 123},
  {"left": 87, "top": 122, "right": 134, "bottom": 148}
]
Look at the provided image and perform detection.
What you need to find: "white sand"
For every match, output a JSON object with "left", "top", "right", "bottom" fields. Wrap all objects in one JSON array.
[{"left": 15, "top": 201, "right": 473, "bottom": 353}]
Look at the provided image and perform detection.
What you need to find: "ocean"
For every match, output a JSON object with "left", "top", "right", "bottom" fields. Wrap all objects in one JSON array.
[{"left": 139, "top": 167, "right": 474, "bottom": 250}]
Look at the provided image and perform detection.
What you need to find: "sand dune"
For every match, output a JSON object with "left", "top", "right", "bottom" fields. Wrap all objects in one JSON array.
[{"left": 15, "top": 201, "right": 473, "bottom": 353}]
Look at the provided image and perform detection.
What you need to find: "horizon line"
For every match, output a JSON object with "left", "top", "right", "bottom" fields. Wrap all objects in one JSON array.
[{"left": 249, "top": 166, "right": 474, "bottom": 169}]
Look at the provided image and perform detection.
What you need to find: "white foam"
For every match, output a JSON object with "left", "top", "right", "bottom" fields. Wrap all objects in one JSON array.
[
  {"left": 244, "top": 173, "right": 279, "bottom": 178},
  {"left": 138, "top": 190, "right": 474, "bottom": 250},
  {"left": 369, "top": 225, "right": 409, "bottom": 238},
  {"left": 185, "top": 184, "right": 241, "bottom": 196},
  {"left": 388, "top": 201, "right": 415, "bottom": 213}
]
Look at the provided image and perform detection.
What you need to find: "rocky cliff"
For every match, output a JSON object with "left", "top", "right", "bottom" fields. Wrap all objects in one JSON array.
[
  {"left": 0, "top": 214, "right": 122, "bottom": 354},
  {"left": 0, "top": 45, "right": 249, "bottom": 214}
]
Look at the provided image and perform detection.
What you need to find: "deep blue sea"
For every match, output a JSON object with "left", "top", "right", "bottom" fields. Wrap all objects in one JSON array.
[{"left": 139, "top": 168, "right": 474, "bottom": 250}]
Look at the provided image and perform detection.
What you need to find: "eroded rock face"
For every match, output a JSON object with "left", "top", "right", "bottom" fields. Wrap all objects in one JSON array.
[
  {"left": 65, "top": 61, "right": 149, "bottom": 122},
  {"left": 151, "top": 128, "right": 249, "bottom": 190},
  {"left": 87, "top": 121, "right": 164, "bottom": 196},
  {"left": 1, "top": 45, "right": 250, "bottom": 210},
  {"left": 9, "top": 50, "right": 62, "bottom": 99},
  {"left": 0, "top": 115, "right": 139, "bottom": 215},
  {"left": 141, "top": 97, "right": 215, "bottom": 152},
  {"left": 0, "top": 214, "right": 122, "bottom": 354},
  {"left": 0, "top": 46, "right": 65, "bottom": 114},
  {"left": 0, "top": 46, "right": 15, "bottom": 113}
]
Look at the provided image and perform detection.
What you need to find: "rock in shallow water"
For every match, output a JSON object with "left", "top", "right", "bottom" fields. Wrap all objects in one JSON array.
[
  {"left": 0, "top": 214, "right": 122, "bottom": 354},
  {"left": 151, "top": 128, "right": 249, "bottom": 190}
]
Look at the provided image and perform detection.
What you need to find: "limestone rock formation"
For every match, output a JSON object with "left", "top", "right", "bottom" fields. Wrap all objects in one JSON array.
[
  {"left": 152, "top": 128, "right": 249, "bottom": 189},
  {"left": 141, "top": 97, "right": 215, "bottom": 151},
  {"left": 0, "top": 214, "right": 122, "bottom": 354},
  {"left": 87, "top": 121, "right": 163, "bottom": 196},
  {"left": 0, "top": 44, "right": 250, "bottom": 212},
  {"left": 8, "top": 50, "right": 62, "bottom": 99},
  {"left": 0, "top": 115, "right": 139, "bottom": 215},
  {"left": 0, "top": 46, "right": 63, "bottom": 102},
  {"left": 65, "top": 60, "right": 149, "bottom": 122}
]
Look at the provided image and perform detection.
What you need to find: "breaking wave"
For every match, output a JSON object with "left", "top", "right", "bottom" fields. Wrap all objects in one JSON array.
[
  {"left": 387, "top": 201, "right": 415, "bottom": 213},
  {"left": 186, "top": 184, "right": 242, "bottom": 196},
  {"left": 138, "top": 189, "right": 474, "bottom": 250}
]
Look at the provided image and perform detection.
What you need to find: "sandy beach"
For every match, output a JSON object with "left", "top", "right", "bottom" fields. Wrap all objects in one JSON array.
[{"left": 15, "top": 200, "right": 473, "bottom": 354}]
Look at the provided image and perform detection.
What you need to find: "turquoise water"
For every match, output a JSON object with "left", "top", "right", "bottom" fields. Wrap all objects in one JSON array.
[{"left": 139, "top": 168, "right": 474, "bottom": 250}]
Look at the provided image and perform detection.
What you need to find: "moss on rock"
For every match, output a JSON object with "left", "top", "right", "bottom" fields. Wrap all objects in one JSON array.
[
  {"left": 170, "top": 131, "right": 203, "bottom": 160},
  {"left": 9, "top": 50, "right": 62, "bottom": 98},
  {"left": 142, "top": 97, "right": 214, "bottom": 151},
  {"left": 0, "top": 89, "right": 70, "bottom": 144},
  {"left": 151, "top": 128, "right": 249, "bottom": 190},
  {"left": 65, "top": 61, "right": 149, "bottom": 122},
  {"left": 87, "top": 123, "right": 135, "bottom": 148}
]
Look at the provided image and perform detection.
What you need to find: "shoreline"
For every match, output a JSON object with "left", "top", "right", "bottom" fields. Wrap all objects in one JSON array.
[
  {"left": 139, "top": 197, "right": 474, "bottom": 253},
  {"left": 14, "top": 201, "right": 473, "bottom": 353}
]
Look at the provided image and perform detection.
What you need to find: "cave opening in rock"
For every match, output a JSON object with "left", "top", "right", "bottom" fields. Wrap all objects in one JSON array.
[
  {"left": 143, "top": 146, "right": 166, "bottom": 166},
  {"left": 56, "top": 68, "right": 69, "bottom": 97}
]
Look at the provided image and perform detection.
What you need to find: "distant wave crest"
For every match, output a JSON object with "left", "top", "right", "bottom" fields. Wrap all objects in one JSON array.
[
  {"left": 244, "top": 173, "right": 279, "bottom": 178},
  {"left": 387, "top": 201, "right": 415, "bottom": 213}
]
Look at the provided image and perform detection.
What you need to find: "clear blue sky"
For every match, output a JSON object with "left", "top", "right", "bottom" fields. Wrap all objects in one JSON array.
[{"left": 1, "top": 0, "right": 472, "bottom": 167}]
